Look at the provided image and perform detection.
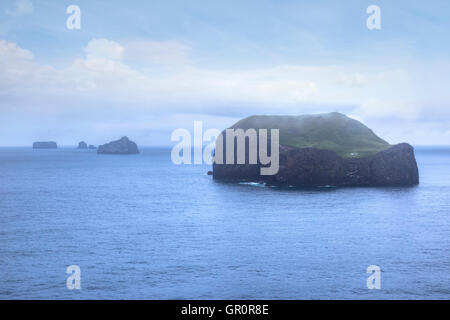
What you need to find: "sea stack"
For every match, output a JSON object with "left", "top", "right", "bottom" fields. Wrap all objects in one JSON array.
[
  {"left": 212, "top": 112, "right": 419, "bottom": 187},
  {"left": 97, "top": 136, "right": 139, "bottom": 155},
  {"left": 32, "top": 141, "right": 57, "bottom": 149},
  {"left": 88, "top": 145, "right": 97, "bottom": 150},
  {"left": 78, "top": 141, "right": 88, "bottom": 149}
]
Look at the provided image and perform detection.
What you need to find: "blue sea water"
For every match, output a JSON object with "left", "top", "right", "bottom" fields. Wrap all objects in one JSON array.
[{"left": 0, "top": 146, "right": 449, "bottom": 299}]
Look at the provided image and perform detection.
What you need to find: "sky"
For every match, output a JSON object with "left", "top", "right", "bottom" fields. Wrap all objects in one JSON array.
[{"left": 0, "top": 0, "right": 449, "bottom": 146}]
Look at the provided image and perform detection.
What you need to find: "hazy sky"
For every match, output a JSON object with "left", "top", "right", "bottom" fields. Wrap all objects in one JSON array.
[{"left": 1, "top": 0, "right": 449, "bottom": 146}]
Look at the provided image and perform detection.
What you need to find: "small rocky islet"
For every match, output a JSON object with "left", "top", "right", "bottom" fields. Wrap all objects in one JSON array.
[
  {"left": 212, "top": 112, "right": 419, "bottom": 187},
  {"left": 78, "top": 141, "right": 97, "bottom": 150},
  {"left": 32, "top": 141, "right": 57, "bottom": 149},
  {"left": 77, "top": 141, "right": 88, "bottom": 149},
  {"left": 97, "top": 136, "right": 139, "bottom": 155},
  {"left": 32, "top": 138, "right": 137, "bottom": 154}
]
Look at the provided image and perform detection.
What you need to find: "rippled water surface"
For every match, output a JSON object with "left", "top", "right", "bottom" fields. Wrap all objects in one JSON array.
[{"left": 1, "top": 147, "right": 449, "bottom": 299}]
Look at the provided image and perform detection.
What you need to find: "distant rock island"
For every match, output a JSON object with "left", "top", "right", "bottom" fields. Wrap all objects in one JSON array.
[
  {"left": 78, "top": 141, "right": 88, "bottom": 149},
  {"left": 88, "top": 145, "right": 97, "bottom": 150},
  {"left": 33, "top": 141, "right": 57, "bottom": 149},
  {"left": 212, "top": 112, "right": 419, "bottom": 187},
  {"left": 97, "top": 136, "right": 139, "bottom": 154}
]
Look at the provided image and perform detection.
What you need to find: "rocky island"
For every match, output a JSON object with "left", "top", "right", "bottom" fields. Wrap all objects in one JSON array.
[
  {"left": 212, "top": 112, "right": 419, "bottom": 187},
  {"left": 97, "top": 136, "right": 139, "bottom": 154},
  {"left": 77, "top": 141, "right": 88, "bottom": 149},
  {"left": 32, "top": 141, "right": 57, "bottom": 149}
]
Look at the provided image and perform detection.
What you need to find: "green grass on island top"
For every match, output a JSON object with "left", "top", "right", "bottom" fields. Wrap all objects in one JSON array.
[{"left": 230, "top": 112, "right": 391, "bottom": 158}]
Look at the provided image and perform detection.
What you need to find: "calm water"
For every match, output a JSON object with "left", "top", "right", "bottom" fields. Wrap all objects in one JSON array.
[{"left": 0, "top": 146, "right": 449, "bottom": 299}]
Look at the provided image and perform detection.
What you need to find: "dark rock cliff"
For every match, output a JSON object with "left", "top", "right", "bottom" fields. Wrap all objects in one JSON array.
[{"left": 213, "top": 142, "right": 418, "bottom": 187}]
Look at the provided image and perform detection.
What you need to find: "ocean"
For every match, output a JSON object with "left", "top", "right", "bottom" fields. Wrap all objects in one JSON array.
[{"left": 0, "top": 146, "right": 449, "bottom": 299}]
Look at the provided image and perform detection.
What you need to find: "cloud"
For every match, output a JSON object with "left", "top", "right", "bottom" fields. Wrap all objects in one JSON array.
[
  {"left": 0, "top": 39, "right": 432, "bottom": 115},
  {"left": 0, "top": 40, "right": 58, "bottom": 96},
  {"left": 5, "top": 0, "right": 33, "bottom": 17},
  {"left": 337, "top": 72, "right": 366, "bottom": 87},
  {"left": 84, "top": 38, "right": 124, "bottom": 61},
  {"left": 0, "top": 39, "right": 325, "bottom": 107},
  {"left": 353, "top": 99, "right": 420, "bottom": 122},
  {"left": 124, "top": 40, "right": 192, "bottom": 66},
  {"left": 0, "top": 39, "right": 33, "bottom": 60},
  {"left": 1, "top": 38, "right": 449, "bottom": 145}
]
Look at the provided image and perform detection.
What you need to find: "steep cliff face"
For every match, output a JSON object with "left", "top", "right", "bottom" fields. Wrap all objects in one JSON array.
[
  {"left": 212, "top": 113, "right": 419, "bottom": 187},
  {"left": 261, "top": 143, "right": 419, "bottom": 187},
  {"left": 263, "top": 147, "right": 345, "bottom": 186},
  {"left": 357, "top": 143, "right": 419, "bottom": 186}
]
